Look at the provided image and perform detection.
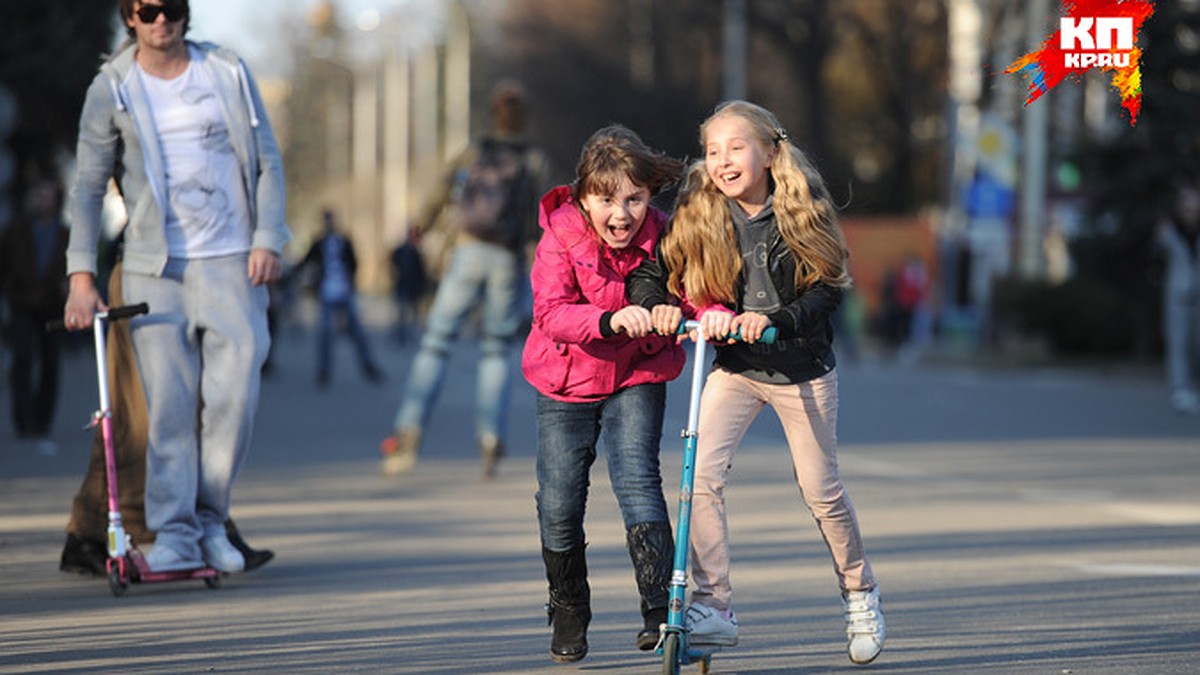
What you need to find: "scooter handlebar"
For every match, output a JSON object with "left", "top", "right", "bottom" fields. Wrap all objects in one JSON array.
[
  {"left": 678, "top": 320, "right": 777, "bottom": 345},
  {"left": 45, "top": 303, "right": 150, "bottom": 333}
]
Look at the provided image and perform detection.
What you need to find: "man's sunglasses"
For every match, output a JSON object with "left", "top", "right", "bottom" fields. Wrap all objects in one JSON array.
[{"left": 135, "top": 3, "right": 185, "bottom": 24}]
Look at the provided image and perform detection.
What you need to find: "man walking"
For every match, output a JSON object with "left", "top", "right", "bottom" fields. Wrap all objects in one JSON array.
[
  {"left": 297, "top": 208, "right": 384, "bottom": 388},
  {"left": 63, "top": 0, "right": 289, "bottom": 573},
  {"left": 381, "top": 80, "right": 550, "bottom": 479}
]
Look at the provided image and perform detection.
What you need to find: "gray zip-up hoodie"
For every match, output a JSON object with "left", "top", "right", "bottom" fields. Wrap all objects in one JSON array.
[{"left": 67, "top": 40, "right": 290, "bottom": 277}]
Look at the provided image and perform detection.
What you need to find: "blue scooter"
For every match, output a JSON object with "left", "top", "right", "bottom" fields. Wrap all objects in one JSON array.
[{"left": 659, "top": 320, "right": 775, "bottom": 675}]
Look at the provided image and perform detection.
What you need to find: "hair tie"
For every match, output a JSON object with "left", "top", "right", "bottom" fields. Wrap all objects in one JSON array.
[{"left": 774, "top": 128, "right": 789, "bottom": 144}]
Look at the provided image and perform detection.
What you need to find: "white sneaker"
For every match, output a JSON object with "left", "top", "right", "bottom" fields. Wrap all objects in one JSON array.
[
  {"left": 144, "top": 545, "right": 202, "bottom": 572},
  {"left": 686, "top": 603, "right": 739, "bottom": 646},
  {"left": 201, "top": 534, "right": 245, "bottom": 573},
  {"left": 844, "top": 587, "right": 885, "bottom": 665}
]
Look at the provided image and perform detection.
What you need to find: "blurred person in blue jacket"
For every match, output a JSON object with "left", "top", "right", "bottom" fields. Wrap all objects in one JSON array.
[{"left": 296, "top": 208, "right": 385, "bottom": 388}]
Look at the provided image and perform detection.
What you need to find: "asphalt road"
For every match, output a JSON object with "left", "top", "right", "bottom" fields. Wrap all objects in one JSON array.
[{"left": 2, "top": 301, "right": 1198, "bottom": 674}]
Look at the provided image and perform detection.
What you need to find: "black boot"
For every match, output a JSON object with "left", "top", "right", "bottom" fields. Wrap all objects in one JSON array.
[
  {"left": 543, "top": 546, "right": 591, "bottom": 663},
  {"left": 225, "top": 519, "right": 275, "bottom": 571},
  {"left": 628, "top": 521, "right": 674, "bottom": 650},
  {"left": 59, "top": 534, "right": 108, "bottom": 577}
]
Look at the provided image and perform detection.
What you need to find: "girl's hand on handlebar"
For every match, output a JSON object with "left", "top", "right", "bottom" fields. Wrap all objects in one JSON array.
[
  {"left": 732, "top": 312, "right": 772, "bottom": 344},
  {"left": 649, "top": 304, "right": 683, "bottom": 340},
  {"left": 611, "top": 305, "right": 654, "bottom": 338},
  {"left": 698, "top": 310, "right": 735, "bottom": 343}
]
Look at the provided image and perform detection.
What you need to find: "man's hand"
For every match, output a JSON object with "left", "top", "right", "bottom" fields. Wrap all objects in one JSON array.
[
  {"left": 248, "top": 249, "right": 282, "bottom": 286},
  {"left": 62, "top": 273, "right": 107, "bottom": 331}
]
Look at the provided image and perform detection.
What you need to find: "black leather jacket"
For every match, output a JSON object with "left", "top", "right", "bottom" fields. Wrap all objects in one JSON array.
[{"left": 626, "top": 232, "right": 841, "bottom": 382}]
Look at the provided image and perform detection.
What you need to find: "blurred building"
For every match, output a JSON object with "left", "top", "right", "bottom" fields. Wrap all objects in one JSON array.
[
  {"left": 282, "top": 0, "right": 470, "bottom": 291},
  {"left": 939, "top": 0, "right": 1129, "bottom": 350}
]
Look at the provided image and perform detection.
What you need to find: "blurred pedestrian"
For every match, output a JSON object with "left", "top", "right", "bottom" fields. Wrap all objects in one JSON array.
[
  {"left": 832, "top": 287, "right": 863, "bottom": 366},
  {"left": 879, "top": 254, "right": 930, "bottom": 363},
  {"left": 1158, "top": 181, "right": 1200, "bottom": 414},
  {"left": 0, "top": 178, "right": 69, "bottom": 455},
  {"left": 524, "top": 125, "right": 684, "bottom": 662},
  {"left": 628, "top": 101, "right": 885, "bottom": 665},
  {"left": 63, "top": 0, "right": 289, "bottom": 573},
  {"left": 297, "top": 208, "right": 385, "bottom": 387},
  {"left": 388, "top": 228, "right": 428, "bottom": 345},
  {"left": 380, "top": 79, "right": 551, "bottom": 479},
  {"left": 895, "top": 253, "right": 932, "bottom": 366},
  {"left": 59, "top": 260, "right": 274, "bottom": 576}
]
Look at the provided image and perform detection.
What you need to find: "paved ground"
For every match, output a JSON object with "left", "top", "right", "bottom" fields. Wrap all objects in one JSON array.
[{"left": 2, "top": 299, "right": 1199, "bottom": 674}]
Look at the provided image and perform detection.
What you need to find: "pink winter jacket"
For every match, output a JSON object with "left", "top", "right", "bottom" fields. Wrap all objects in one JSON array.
[{"left": 522, "top": 186, "right": 685, "bottom": 403}]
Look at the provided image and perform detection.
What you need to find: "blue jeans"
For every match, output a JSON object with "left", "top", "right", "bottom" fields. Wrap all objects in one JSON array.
[
  {"left": 317, "top": 296, "right": 379, "bottom": 380},
  {"left": 535, "top": 383, "right": 670, "bottom": 552},
  {"left": 393, "top": 240, "right": 522, "bottom": 442}
]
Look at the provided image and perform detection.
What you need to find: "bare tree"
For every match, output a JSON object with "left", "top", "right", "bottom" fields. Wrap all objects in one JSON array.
[
  {"left": 478, "top": 0, "right": 948, "bottom": 214},
  {"left": 830, "top": 0, "right": 948, "bottom": 213}
]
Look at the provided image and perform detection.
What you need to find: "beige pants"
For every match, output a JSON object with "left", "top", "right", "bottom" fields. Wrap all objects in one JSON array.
[{"left": 689, "top": 368, "right": 875, "bottom": 611}]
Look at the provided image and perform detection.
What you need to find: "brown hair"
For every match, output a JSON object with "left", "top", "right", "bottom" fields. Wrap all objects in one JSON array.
[
  {"left": 661, "top": 100, "right": 850, "bottom": 307},
  {"left": 120, "top": 0, "right": 190, "bottom": 40},
  {"left": 490, "top": 79, "right": 528, "bottom": 134},
  {"left": 570, "top": 125, "right": 683, "bottom": 205}
]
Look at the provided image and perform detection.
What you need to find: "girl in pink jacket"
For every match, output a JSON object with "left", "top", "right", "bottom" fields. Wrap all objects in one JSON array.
[{"left": 522, "top": 125, "right": 683, "bottom": 663}]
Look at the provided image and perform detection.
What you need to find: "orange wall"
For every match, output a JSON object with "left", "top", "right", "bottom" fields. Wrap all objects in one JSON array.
[{"left": 840, "top": 216, "right": 938, "bottom": 318}]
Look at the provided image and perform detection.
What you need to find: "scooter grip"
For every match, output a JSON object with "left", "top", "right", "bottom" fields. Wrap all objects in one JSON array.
[
  {"left": 106, "top": 303, "right": 150, "bottom": 322},
  {"left": 676, "top": 322, "right": 777, "bottom": 344},
  {"left": 753, "top": 326, "right": 778, "bottom": 344}
]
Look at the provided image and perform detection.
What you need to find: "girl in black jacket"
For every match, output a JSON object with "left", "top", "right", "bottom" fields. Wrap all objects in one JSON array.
[{"left": 626, "top": 100, "right": 884, "bottom": 666}]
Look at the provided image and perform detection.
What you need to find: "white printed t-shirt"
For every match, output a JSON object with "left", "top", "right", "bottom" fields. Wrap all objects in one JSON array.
[{"left": 137, "top": 46, "right": 252, "bottom": 259}]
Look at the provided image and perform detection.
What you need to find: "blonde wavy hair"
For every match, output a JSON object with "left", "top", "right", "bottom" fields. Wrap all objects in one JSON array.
[{"left": 661, "top": 100, "right": 851, "bottom": 307}]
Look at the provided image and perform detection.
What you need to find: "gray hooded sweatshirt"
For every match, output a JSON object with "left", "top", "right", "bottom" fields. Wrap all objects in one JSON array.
[{"left": 67, "top": 40, "right": 290, "bottom": 277}]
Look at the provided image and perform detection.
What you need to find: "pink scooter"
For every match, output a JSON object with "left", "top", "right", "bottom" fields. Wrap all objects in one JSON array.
[{"left": 59, "top": 303, "right": 220, "bottom": 596}]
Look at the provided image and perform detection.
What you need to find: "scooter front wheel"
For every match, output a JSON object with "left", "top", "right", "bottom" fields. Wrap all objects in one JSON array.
[
  {"left": 107, "top": 566, "right": 128, "bottom": 597},
  {"left": 661, "top": 632, "right": 681, "bottom": 675}
]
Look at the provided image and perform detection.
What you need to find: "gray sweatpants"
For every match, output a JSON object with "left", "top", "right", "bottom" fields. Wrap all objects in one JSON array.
[{"left": 123, "top": 254, "right": 270, "bottom": 560}]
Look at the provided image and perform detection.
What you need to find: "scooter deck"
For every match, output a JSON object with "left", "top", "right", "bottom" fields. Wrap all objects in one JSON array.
[
  {"left": 105, "top": 547, "right": 220, "bottom": 594},
  {"left": 126, "top": 548, "right": 219, "bottom": 582}
]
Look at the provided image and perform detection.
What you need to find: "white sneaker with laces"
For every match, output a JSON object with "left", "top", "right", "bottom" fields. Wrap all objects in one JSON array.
[
  {"left": 686, "top": 603, "right": 739, "bottom": 646},
  {"left": 201, "top": 533, "right": 246, "bottom": 573},
  {"left": 844, "top": 587, "right": 885, "bottom": 665}
]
